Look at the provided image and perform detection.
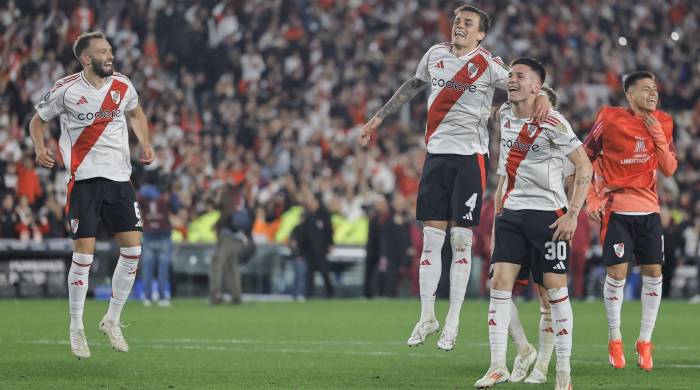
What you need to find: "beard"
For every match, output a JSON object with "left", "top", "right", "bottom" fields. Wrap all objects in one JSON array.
[{"left": 90, "top": 57, "right": 113, "bottom": 77}]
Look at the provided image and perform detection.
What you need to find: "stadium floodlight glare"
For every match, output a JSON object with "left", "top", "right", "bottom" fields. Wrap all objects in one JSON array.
[
  {"left": 671, "top": 31, "right": 680, "bottom": 41},
  {"left": 618, "top": 36, "right": 628, "bottom": 46}
]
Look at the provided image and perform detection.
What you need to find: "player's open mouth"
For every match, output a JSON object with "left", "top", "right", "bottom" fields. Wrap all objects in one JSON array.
[
  {"left": 648, "top": 98, "right": 656, "bottom": 104},
  {"left": 455, "top": 30, "right": 466, "bottom": 38},
  {"left": 508, "top": 85, "right": 518, "bottom": 92}
]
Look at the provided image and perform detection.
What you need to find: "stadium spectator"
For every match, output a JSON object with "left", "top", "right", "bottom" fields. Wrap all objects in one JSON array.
[
  {"left": 210, "top": 182, "right": 254, "bottom": 305},
  {"left": 1, "top": 1, "right": 699, "bottom": 301},
  {"left": 139, "top": 172, "right": 181, "bottom": 307}
]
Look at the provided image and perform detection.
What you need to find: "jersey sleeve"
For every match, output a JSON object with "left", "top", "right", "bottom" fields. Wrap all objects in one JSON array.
[
  {"left": 563, "top": 157, "right": 575, "bottom": 177},
  {"left": 35, "top": 82, "right": 68, "bottom": 121},
  {"left": 414, "top": 48, "right": 432, "bottom": 82},
  {"left": 543, "top": 114, "right": 582, "bottom": 156},
  {"left": 123, "top": 77, "right": 139, "bottom": 111},
  {"left": 490, "top": 56, "right": 509, "bottom": 90},
  {"left": 583, "top": 107, "right": 607, "bottom": 160}
]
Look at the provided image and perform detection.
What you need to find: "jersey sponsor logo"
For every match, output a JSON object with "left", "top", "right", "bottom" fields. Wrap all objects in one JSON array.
[
  {"left": 76, "top": 96, "right": 88, "bottom": 105},
  {"left": 77, "top": 109, "right": 122, "bottom": 121},
  {"left": 504, "top": 119, "right": 511, "bottom": 129},
  {"left": 553, "top": 261, "right": 566, "bottom": 270},
  {"left": 435, "top": 60, "right": 444, "bottom": 69},
  {"left": 431, "top": 77, "right": 478, "bottom": 93},
  {"left": 501, "top": 138, "right": 540, "bottom": 152},
  {"left": 420, "top": 259, "right": 431, "bottom": 266},
  {"left": 613, "top": 243, "right": 625, "bottom": 258},
  {"left": 70, "top": 218, "right": 79, "bottom": 234}
]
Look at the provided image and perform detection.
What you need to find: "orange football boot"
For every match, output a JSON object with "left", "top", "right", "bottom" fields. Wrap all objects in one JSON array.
[
  {"left": 635, "top": 340, "right": 654, "bottom": 371},
  {"left": 608, "top": 339, "right": 626, "bottom": 369}
]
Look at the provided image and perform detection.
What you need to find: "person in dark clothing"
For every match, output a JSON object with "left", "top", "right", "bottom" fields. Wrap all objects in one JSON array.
[
  {"left": 296, "top": 192, "right": 334, "bottom": 298},
  {"left": 364, "top": 195, "right": 390, "bottom": 298},
  {"left": 210, "top": 182, "right": 254, "bottom": 305},
  {"left": 378, "top": 194, "right": 413, "bottom": 297},
  {"left": 0, "top": 193, "right": 19, "bottom": 239}
]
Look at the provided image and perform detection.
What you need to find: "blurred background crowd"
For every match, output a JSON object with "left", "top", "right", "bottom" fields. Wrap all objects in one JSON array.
[{"left": 1, "top": 0, "right": 699, "bottom": 299}]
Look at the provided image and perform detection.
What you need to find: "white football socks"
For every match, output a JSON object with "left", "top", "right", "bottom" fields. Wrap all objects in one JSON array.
[
  {"left": 604, "top": 275, "right": 625, "bottom": 340},
  {"left": 534, "top": 308, "right": 554, "bottom": 372},
  {"left": 549, "top": 287, "right": 573, "bottom": 374},
  {"left": 639, "top": 275, "right": 662, "bottom": 342},
  {"left": 445, "top": 227, "right": 472, "bottom": 329},
  {"left": 68, "top": 253, "right": 93, "bottom": 330},
  {"left": 508, "top": 300, "right": 531, "bottom": 355},
  {"left": 488, "top": 289, "right": 512, "bottom": 367},
  {"left": 106, "top": 246, "right": 141, "bottom": 323},
  {"left": 419, "top": 227, "right": 445, "bottom": 322}
]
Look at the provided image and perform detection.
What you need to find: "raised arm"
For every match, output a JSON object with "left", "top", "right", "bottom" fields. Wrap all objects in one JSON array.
[
  {"left": 358, "top": 77, "right": 428, "bottom": 146},
  {"left": 126, "top": 104, "right": 154, "bottom": 165}
]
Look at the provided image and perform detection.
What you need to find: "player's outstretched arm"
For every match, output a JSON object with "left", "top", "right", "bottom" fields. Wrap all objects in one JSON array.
[
  {"left": 358, "top": 77, "right": 427, "bottom": 146},
  {"left": 126, "top": 104, "right": 154, "bottom": 165},
  {"left": 550, "top": 146, "right": 592, "bottom": 241},
  {"left": 29, "top": 114, "right": 55, "bottom": 169}
]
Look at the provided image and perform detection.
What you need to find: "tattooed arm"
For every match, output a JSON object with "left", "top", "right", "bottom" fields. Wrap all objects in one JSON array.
[
  {"left": 549, "top": 146, "right": 593, "bottom": 242},
  {"left": 358, "top": 77, "right": 428, "bottom": 146}
]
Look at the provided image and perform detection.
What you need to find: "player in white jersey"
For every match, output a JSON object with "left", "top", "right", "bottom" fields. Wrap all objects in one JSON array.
[
  {"left": 474, "top": 58, "right": 592, "bottom": 390},
  {"left": 486, "top": 86, "right": 571, "bottom": 385},
  {"left": 29, "top": 31, "right": 154, "bottom": 359},
  {"left": 359, "top": 5, "right": 551, "bottom": 352}
]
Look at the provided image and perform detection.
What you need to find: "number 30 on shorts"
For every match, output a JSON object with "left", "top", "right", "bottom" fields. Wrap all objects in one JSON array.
[{"left": 544, "top": 241, "right": 567, "bottom": 261}]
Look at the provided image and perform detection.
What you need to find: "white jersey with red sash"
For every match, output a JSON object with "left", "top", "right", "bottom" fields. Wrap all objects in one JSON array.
[{"left": 415, "top": 43, "right": 509, "bottom": 155}]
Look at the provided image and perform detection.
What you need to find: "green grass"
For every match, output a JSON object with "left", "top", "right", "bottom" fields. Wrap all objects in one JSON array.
[{"left": 0, "top": 298, "right": 698, "bottom": 389}]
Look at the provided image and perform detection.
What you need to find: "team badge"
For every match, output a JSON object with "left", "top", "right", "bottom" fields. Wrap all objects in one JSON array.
[
  {"left": 613, "top": 243, "right": 625, "bottom": 258},
  {"left": 527, "top": 124, "right": 538, "bottom": 137},
  {"left": 70, "top": 219, "right": 80, "bottom": 234},
  {"left": 110, "top": 90, "right": 121, "bottom": 104},
  {"left": 467, "top": 62, "right": 479, "bottom": 78}
]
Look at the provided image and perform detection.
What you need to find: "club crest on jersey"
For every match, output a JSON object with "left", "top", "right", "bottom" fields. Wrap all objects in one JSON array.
[
  {"left": 70, "top": 219, "right": 79, "bottom": 234},
  {"left": 613, "top": 243, "right": 625, "bottom": 258},
  {"left": 467, "top": 62, "right": 479, "bottom": 78},
  {"left": 110, "top": 90, "right": 121, "bottom": 104},
  {"left": 527, "top": 124, "right": 538, "bottom": 137}
]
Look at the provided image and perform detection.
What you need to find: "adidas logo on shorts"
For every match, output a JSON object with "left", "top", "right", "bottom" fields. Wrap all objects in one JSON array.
[{"left": 553, "top": 261, "right": 566, "bottom": 270}]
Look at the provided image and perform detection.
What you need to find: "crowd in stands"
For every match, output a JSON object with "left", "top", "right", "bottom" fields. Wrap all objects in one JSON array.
[{"left": 1, "top": 0, "right": 699, "bottom": 298}]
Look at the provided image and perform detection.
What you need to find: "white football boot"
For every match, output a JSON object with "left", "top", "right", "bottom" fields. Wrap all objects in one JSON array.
[
  {"left": 406, "top": 319, "right": 439, "bottom": 347},
  {"left": 99, "top": 316, "right": 129, "bottom": 352},
  {"left": 437, "top": 325, "right": 458, "bottom": 351},
  {"left": 523, "top": 366, "right": 548, "bottom": 384},
  {"left": 474, "top": 366, "right": 510, "bottom": 389},
  {"left": 69, "top": 328, "right": 91, "bottom": 359},
  {"left": 510, "top": 344, "right": 537, "bottom": 382}
]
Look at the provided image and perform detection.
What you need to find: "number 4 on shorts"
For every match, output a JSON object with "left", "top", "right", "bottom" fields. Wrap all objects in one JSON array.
[{"left": 462, "top": 193, "right": 478, "bottom": 221}]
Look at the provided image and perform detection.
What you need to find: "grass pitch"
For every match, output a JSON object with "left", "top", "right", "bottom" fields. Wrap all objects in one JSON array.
[{"left": 0, "top": 298, "right": 698, "bottom": 389}]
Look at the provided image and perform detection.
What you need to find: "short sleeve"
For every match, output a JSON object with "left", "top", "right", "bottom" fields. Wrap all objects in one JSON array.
[
  {"left": 543, "top": 114, "right": 582, "bottom": 156},
  {"left": 415, "top": 49, "right": 431, "bottom": 82},
  {"left": 124, "top": 80, "right": 139, "bottom": 111},
  {"left": 35, "top": 84, "right": 67, "bottom": 122},
  {"left": 563, "top": 158, "right": 575, "bottom": 177},
  {"left": 490, "top": 56, "right": 509, "bottom": 90}
]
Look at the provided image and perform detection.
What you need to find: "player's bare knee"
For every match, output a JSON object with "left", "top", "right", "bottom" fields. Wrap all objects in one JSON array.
[
  {"left": 640, "top": 264, "right": 662, "bottom": 278},
  {"left": 542, "top": 272, "right": 567, "bottom": 290},
  {"left": 73, "top": 238, "right": 96, "bottom": 254},
  {"left": 606, "top": 264, "right": 628, "bottom": 281}
]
